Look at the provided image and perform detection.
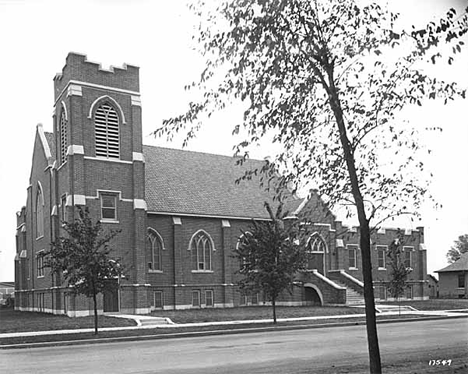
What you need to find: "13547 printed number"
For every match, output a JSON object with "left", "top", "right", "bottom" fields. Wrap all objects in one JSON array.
[{"left": 429, "top": 359, "right": 452, "bottom": 366}]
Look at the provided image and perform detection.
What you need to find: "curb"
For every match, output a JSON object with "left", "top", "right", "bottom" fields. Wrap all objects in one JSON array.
[{"left": 2, "top": 314, "right": 467, "bottom": 350}]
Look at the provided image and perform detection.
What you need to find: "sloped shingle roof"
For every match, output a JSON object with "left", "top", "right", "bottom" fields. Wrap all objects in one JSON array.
[
  {"left": 144, "top": 145, "right": 303, "bottom": 219},
  {"left": 42, "top": 131, "right": 303, "bottom": 219},
  {"left": 436, "top": 252, "right": 468, "bottom": 273}
]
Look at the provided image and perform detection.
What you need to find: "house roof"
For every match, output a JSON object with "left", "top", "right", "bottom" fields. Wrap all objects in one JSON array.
[
  {"left": 436, "top": 252, "right": 468, "bottom": 273},
  {"left": 143, "top": 145, "right": 303, "bottom": 219}
]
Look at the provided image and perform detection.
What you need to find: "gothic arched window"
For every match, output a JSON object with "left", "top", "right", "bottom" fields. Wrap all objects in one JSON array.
[
  {"left": 190, "top": 230, "right": 214, "bottom": 271},
  {"left": 307, "top": 233, "right": 326, "bottom": 253},
  {"left": 59, "top": 107, "right": 68, "bottom": 165},
  {"left": 36, "top": 186, "right": 44, "bottom": 238},
  {"left": 147, "top": 229, "right": 164, "bottom": 271},
  {"left": 237, "top": 231, "right": 254, "bottom": 270},
  {"left": 94, "top": 103, "right": 120, "bottom": 159}
]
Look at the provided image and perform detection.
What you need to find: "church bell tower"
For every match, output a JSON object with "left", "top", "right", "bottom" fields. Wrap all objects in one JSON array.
[{"left": 52, "top": 53, "right": 148, "bottom": 314}]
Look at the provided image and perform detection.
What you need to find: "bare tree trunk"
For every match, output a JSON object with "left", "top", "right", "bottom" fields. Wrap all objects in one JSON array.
[
  {"left": 272, "top": 297, "right": 277, "bottom": 324},
  {"left": 92, "top": 283, "right": 98, "bottom": 335},
  {"left": 326, "top": 75, "right": 382, "bottom": 373},
  {"left": 360, "top": 222, "right": 381, "bottom": 374}
]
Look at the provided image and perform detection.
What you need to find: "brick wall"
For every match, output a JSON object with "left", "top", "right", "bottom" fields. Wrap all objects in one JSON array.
[
  {"left": 145, "top": 214, "right": 255, "bottom": 309},
  {"left": 54, "top": 52, "right": 139, "bottom": 99}
]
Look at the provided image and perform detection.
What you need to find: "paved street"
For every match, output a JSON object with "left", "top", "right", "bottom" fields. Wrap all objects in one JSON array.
[{"left": 1, "top": 318, "right": 467, "bottom": 373}]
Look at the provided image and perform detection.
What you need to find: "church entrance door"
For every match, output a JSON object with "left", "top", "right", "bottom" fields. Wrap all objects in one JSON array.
[
  {"left": 306, "top": 233, "right": 327, "bottom": 275},
  {"left": 307, "top": 253, "right": 325, "bottom": 274}
]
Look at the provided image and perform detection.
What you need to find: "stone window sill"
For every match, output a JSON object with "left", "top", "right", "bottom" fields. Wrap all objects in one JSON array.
[{"left": 192, "top": 270, "right": 214, "bottom": 274}]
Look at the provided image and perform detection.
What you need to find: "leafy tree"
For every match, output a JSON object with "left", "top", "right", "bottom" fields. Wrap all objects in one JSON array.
[
  {"left": 157, "top": 1, "right": 467, "bottom": 372},
  {"left": 234, "top": 203, "right": 307, "bottom": 324},
  {"left": 45, "top": 207, "right": 123, "bottom": 335},
  {"left": 386, "top": 231, "right": 412, "bottom": 315},
  {"left": 447, "top": 234, "right": 468, "bottom": 263}
]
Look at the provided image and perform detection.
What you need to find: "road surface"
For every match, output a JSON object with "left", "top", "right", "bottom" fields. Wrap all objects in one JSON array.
[{"left": 1, "top": 318, "right": 467, "bottom": 373}]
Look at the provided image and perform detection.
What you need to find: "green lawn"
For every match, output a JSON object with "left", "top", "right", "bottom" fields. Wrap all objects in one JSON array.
[
  {"left": 150, "top": 305, "right": 364, "bottom": 323},
  {"left": 380, "top": 299, "right": 468, "bottom": 311},
  {"left": 0, "top": 308, "right": 136, "bottom": 334},
  {"left": 2, "top": 298, "right": 466, "bottom": 336}
]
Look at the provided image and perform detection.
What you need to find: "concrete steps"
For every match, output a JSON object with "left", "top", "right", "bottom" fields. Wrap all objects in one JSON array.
[
  {"left": 139, "top": 317, "right": 173, "bottom": 326},
  {"left": 375, "top": 305, "right": 417, "bottom": 313},
  {"left": 333, "top": 281, "right": 365, "bottom": 305}
]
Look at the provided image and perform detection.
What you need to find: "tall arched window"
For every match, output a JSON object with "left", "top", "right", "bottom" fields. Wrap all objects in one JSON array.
[
  {"left": 147, "top": 229, "right": 164, "bottom": 271},
  {"left": 307, "top": 233, "right": 326, "bottom": 252},
  {"left": 36, "top": 187, "right": 44, "bottom": 238},
  {"left": 59, "top": 108, "right": 68, "bottom": 165},
  {"left": 237, "top": 231, "right": 253, "bottom": 270},
  {"left": 94, "top": 103, "right": 120, "bottom": 159},
  {"left": 190, "top": 230, "right": 214, "bottom": 271}
]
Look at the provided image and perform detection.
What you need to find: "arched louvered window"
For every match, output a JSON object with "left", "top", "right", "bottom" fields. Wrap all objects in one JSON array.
[
  {"left": 307, "top": 233, "right": 326, "bottom": 252},
  {"left": 190, "top": 230, "right": 213, "bottom": 271},
  {"left": 36, "top": 187, "right": 44, "bottom": 238},
  {"left": 147, "top": 229, "right": 164, "bottom": 271},
  {"left": 94, "top": 103, "right": 120, "bottom": 159},
  {"left": 59, "top": 110, "right": 67, "bottom": 165}
]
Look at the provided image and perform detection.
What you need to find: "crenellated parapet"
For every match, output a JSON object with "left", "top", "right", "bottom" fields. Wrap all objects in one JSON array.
[{"left": 54, "top": 52, "right": 140, "bottom": 99}]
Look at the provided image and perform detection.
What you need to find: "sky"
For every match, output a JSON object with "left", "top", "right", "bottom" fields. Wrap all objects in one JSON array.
[{"left": 0, "top": 0, "right": 467, "bottom": 281}]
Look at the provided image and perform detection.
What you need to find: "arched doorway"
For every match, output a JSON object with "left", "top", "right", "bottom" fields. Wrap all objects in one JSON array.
[{"left": 304, "top": 283, "right": 323, "bottom": 306}]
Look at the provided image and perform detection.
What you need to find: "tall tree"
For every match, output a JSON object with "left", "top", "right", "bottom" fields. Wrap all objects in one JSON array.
[
  {"left": 234, "top": 203, "right": 307, "bottom": 324},
  {"left": 45, "top": 207, "right": 123, "bottom": 335},
  {"left": 157, "top": 1, "right": 468, "bottom": 372},
  {"left": 447, "top": 234, "right": 468, "bottom": 263}
]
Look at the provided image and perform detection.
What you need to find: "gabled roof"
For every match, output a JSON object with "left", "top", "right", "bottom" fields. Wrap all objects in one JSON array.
[
  {"left": 29, "top": 128, "right": 55, "bottom": 182},
  {"left": 144, "top": 145, "right": 303, "bottom": 220},
  {"left": 44, "top": 132, "right": 56, "bottom": 162},
  {"left": 37, "top": 125, "right": 53, "bottom": 164},
  {"left": 436, "top": 252, "right": 468, "bottom": 273}
]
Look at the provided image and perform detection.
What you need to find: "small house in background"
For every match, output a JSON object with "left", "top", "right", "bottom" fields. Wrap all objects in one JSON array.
[
  {"left": 426, "top": 274, "right": 439, "bottom": 298},
  {"left": 436, "top": 253, "right": 468, "bottom": 299},
  {"left": 0, "top": 281, "right": 15, "bottom": 305}
]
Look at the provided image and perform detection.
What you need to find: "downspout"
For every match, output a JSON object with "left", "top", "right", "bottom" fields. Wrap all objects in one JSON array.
[{"left": 29, "top": 185, "right": 34, "bottom": 308}]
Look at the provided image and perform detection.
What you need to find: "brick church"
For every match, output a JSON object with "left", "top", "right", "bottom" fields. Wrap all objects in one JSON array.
[{"left": 14, "top": 53, "right": 429, "bottom": 316}]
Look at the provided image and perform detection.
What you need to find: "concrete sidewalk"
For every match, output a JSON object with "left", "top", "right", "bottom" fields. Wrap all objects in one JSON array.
[{"left": 1, "top": 306, "right": 467, "bottom": 340}]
